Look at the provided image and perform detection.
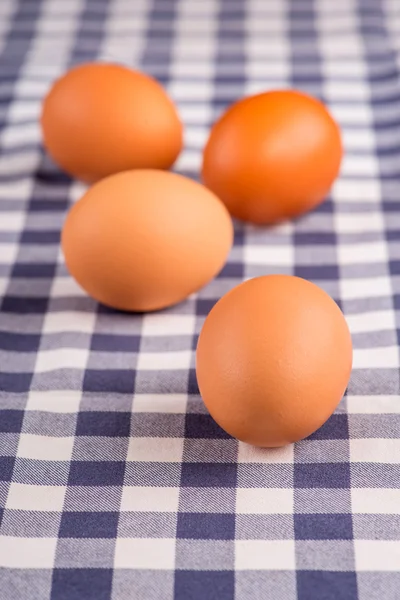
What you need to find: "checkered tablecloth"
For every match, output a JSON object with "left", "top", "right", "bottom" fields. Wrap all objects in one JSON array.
[{"left": 1, "top": 0, "right": 400, "bottom": 598}]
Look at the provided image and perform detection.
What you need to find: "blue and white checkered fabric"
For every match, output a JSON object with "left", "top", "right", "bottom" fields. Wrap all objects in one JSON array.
[{"left": 1, "top": 0, "right": 400, "bottom": 598}]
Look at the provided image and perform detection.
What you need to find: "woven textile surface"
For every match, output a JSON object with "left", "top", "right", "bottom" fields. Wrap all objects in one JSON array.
[{"left": 1, "top": 0, "right": 400, "bottom": 598}]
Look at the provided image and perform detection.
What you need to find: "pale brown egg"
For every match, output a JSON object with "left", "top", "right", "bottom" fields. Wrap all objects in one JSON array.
[
  {"left": 196, "top": 275, "right": 352, "bottom": 447},
  {"left": 61, "top": 170, "right": 233, "bottom": 312},
  {"left": 41, "top": 63, "right": 183, "bottom": 183}
]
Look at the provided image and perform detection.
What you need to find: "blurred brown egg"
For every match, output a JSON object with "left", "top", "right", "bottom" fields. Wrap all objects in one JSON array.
[
  {"left": 41, "top": 63, "right": 183, "bottom": 182},
  {"left": 196, "top": 275, "right": 352, "bottom": 447},
  {"left": 61, "top": 170, "right": 233, "bottom": 312},
  {"left": 202, "top": 90, "right": 342, "bottom": 225}
]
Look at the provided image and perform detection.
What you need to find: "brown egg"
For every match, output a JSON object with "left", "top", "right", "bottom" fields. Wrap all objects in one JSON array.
[
  {"left": 41, "top": 63, "right": 183, "bottom": 183},
  {"left": 196, "top": 275, "right": 352, "bottom": 447},
  {"left": 202, "top": 90, "right": 342, "bottom": 225},
  {"left": 61, "top": 170, "right": 233, "bottom": 312}
]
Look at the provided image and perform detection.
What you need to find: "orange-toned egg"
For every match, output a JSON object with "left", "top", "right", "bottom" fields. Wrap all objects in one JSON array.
[
  {"left": 196, "top": 275, "right": 352, "bottom": 447},
  {"left": 202, "top": 90, "right": 342, "bottom": 225},
  {"left": 61, "top": 170, "right": 233, "bottom": 312},
  {"left": 41, "top": 63, "right": 183, "bottom": 183}
]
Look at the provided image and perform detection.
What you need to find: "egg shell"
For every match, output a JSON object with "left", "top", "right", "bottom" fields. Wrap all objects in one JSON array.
[
  {"left": 41, "top": 63, "right": 183, "bottom": 183},
  {"left": 61, "top": 170, "right": 233, "bottom": 312},
  {"left": 196, "top": 275, "right": 352, "bottom": 447},
  {"left": 202, "top": 90, "right": 342, "bottom": 225}
]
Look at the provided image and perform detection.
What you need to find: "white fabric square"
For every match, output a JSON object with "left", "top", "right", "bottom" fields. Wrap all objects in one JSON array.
[
  {"left": 335, "top": 213, "right": 384, "bottom": 234},
  {"left": 174, "top": 150, "right": 201, "bottom": 172},
  {"left": 49, "top": 277, "right": 87, "bottom": 298},
  {"left": 352, "top": 489, "right": 400, "bottom": 514},
  {"left": 114, "top": 538, "right": 175, "bottom": 569},
  {"left": 35, "top": 348, "right": 89, "bottom": 372},
  {"left": 42, "top": 311, "right": 96, "bottom": 333},
  {"left": 325, "top": 80, "right": 369, "bottom": 101},
  {"left": 0, "top": 536, "right": 57, "bottom": 569},
  {"left": 355, "top": 541, "right": 400, "bottom": 571},
  {"left": 0, "top": 243, "right": 18, "bottom": 263},
  {"left": 137, "top": 351, "right": 192, "bottom": 371},
  {"left": 6, "top": 483, "right": 66, "bottom": 511},
  {"left": 350, "top": 439, "right": 400, "bottom": 464},
  {"left": 0, "top": 150, "right": 41, "bottom": 177},
  {"left": 341, "top": 155, "right": 379, "bottom": 178},
  {"left": 342, "top": 129, "right": 374, "bottom": 151},
  {"left": 127, "top": 437, "right": 184, "bottom": 463},
  {"left": 132, "top": 394, "right": 187, "bottom": 414},
  {"left": 340, "top": 277, "right": 391, "bottom": 300},
  {"left": 120, "top": 486, "right": 180, "bottom": 513},
  {"left": 347, "top": 396, "right": 400, "bottom": 414},
  {"left": 238, "top": 443, "right": 294, "bottom": 464},
  {"left": 244, "top": 245, "right": 294, "bottom": 266},
  {"left": 235, "top": 540, "right": 295, "bottom": 570},
  {"left": 0, "top": 212, "right": 25, "bottom": 232},
  {"left": 17, "top": 433, "right": 74, "bottom": 461},
  {"left": 353, "top": 347, "right": 399, "bottom": 369},
  {"left": 338, "top": 242, "right": 387, "bottom": 265},
  {"left": 169, "top": 81, "right": 214, "bottom": 101},
  {"left": 346, "top": 311, "right": 395, "bottom": 334},
  {"left": 338, "top": 242, "right": 387, "bottom": 266},
  {"left": 236, "top": 488, "right": 293, "bottom": 514},
  {"left": 333, "top": 179, "right": 380, "bottom": 202},
  {"left": 142, "top": 315, "right": 196, "bottom": 337},
  {"left": 26, "top": 391, "right": 82, "bottom": 414}
]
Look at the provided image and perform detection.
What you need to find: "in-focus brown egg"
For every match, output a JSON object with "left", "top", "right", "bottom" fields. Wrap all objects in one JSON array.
[
  {"left": 41, "top": 63, "right": 183, "bottom": 182},
  {"left": 61, "top": 170, "right": 233, "bottom": 312},
  {"left": 196, "top": 275, "right": 352, "bottom": 447},
  {"left": 202, "top": 90, "right": 342, "bottom": 225}
]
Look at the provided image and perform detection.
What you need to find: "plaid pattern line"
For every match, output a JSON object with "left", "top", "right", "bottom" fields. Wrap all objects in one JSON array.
[{"left": 1, "top": 0, "right": 400, "bottom": 599}]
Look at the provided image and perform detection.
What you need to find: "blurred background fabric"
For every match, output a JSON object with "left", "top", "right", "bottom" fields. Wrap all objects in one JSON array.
[{"left": 1, "top": 0, "right": 400, "bottom": 598}]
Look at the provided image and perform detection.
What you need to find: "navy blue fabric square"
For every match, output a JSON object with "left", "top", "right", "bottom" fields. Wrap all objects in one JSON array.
[
  {"left": 196, "top": 299, "right": 218, "bottom": 316},
  {"left": 219, "top": 262, "right": 244, "bottom": 277},
  {"left": 188, "top": 368, "right": 200, "bottom": 394},
  {"left": 295, "top": 265, "right": 339, "bottom": 281},
  {"left": 306, "top": 414, "right": 349, "bottom": 440},
  {"left": 295, "top": 232, "right": 336, "bottom": 245},
  {"left": 91, "top": 334, "right": 140, "bottom": 352},
  {"left": 177, "top": 513, "right": 235, "bottom": 540},
  {"left": 0, "top": 372, "right": 32, "bottom": 392},
  {"left": 181, "top": 463, "right": 237, "bottom": 487},
  {"left": 295, "top": 514, "right": 353, "bottom": 540},
  {"left": 0, "top": 332, "right": 40, "bottom": 351},
  {"left": 0, "top": 457, "right": 14, "bottom": 482},
  {"left": 12, "top": 263, "right": 56, "bottom": 278},
  {"left": 20, "top": 230, "right": 61, "bottom": 244},
  {"left": 29, "top": 200, "right": 64, "bottom": 212},
  {"left": 387, "top": 230, "right": 400, "bottom": 241},
  {"left": 185, "top": 414, "right": 232, "bottom": 439},
  {"left": 0, "top": 409, "right": 24, "bottom": 433},
  {"left": 76, "top": 411, "right": 130, "bottom": 437},
  {"left": 297, "top": 571, "right": 358, "bottom": 600},
  {"left": 51, "top": 568, "right": 113, "bottom": 600},
  {"left": 68, "top": 461, "right": 125, "bottom": 486},
  {"left": 393, "top": 294, "right": 400, "bottom": 310},
  {"left": 389, "top": 260, "right": 400, "bottom": 275},
  {"left": 83, "top": 369, "right": 135, "bottom": 393},
  {"left": 191, "top": 335, "right": 199, "bottom": 351},
  {"left": 1, "top": 296, "right": 48, "bottom": 313},
  {"left": 59, "top": 511, "right": 119, "bottom": 538},
  {"left": 175, "top": 571, "right": 234, "bottom": 600},
  {"left": 313, "top": 199, "right": 334, "bottom": 214},
  {"left": 295, "top": 463, "right": 351, "bottom": 489}
]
